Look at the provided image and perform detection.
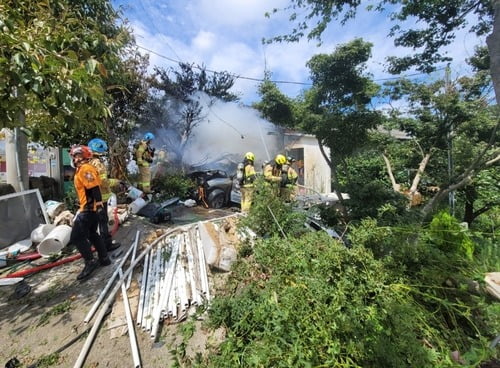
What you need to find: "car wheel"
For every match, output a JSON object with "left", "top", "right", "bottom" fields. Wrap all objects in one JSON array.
[{"left": 208, "top": 192, "right": 225, "bottom": 209}]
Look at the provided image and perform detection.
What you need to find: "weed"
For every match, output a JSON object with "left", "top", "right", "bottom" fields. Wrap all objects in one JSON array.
[
  {"left": 38, "top": 300, "right": 72, "bottom": 326},
  {"left": 36, "top": 352, "right": 60, "bottom": 367}
]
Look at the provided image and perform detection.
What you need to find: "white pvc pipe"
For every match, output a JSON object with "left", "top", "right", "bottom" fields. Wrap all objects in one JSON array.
[
  {"left": 185, "top": 234, "right": 200, "bottom": 305},
  {"left": 136, "top": 251, "right": 149, "bottom": 327},
  {"left": 84, "top": 231, "right": 141, "bottom": 323},
  {"left": 196, "top": 227, "right": 210, "bottom": 300},
  {"left": 74, "top": 228, "right": 177, "bottom": 368},
  {"left": 189, "top": 230, "right": 203, "bottom": 305},
  {"left": 118, "top": 268, "right": 141, "bottom": 368},
  {"left": 150, "top": 238, "right": 179, "bottom": 340},
  {"left": 126, "top": 233, "right": 139, "bottom": 289},
  {"left": 147, "top": 245, "right": 162, "bottom": 331},
  {"left": 141, "top": 247, "right": 156, "bottom": 330}
]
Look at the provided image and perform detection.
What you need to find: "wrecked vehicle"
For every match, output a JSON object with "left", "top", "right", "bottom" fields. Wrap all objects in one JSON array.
[{"left": 188, "top": 170, "right": 237, "bottom": 209}]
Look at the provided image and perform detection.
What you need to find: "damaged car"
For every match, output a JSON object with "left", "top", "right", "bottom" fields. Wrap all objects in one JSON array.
[{"left": 188, "top": 170, "right": 238, "bottom": 209}]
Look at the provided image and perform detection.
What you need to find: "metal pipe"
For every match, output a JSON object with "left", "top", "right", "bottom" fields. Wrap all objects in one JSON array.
[
  {"left": 83, "top": 231, "right": 141, "bottom": 323},
  {"left": 73, "top": 228, "right": 178, "bottom": 368},
  {"left": 118, "top": 268, "right": 141, "bottom": 368},
  {"left": 136, "top": 250, "right": 150, "bottom": 327}
]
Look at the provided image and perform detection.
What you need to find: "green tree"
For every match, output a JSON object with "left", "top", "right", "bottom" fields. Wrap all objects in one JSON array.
[
  {"left": 266, "top": 0, "right": 500, "bottom": 106},
  {"left": 381, "top": 69, "right": 499, "bottom": 219},
  {"left": 0, "top": 0, "right": 131, "bottom": 146},
  {"left": 255, "top": 39, "right": 381, "bottom": 221}
]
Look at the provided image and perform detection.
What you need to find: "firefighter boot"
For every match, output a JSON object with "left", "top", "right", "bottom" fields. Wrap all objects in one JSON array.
[{"left": 77, "top": 259, "right": 99, "bottom": 281}]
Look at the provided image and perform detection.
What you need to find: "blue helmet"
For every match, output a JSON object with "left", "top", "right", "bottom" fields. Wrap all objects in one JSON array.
[
  {"left": 88, "top": 138, "right": 108, "bottom": 153},
  {"left": 143, "top": 132, "right": 155, "bottom": 141}
]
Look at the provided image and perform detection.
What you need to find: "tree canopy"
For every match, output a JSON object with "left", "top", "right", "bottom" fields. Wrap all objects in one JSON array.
[
  {"left": 265, "top": 0, "right": 500, "bottom": 104},
  {"left": 0, "top": 0, "right": 132, "bottom": 146}
]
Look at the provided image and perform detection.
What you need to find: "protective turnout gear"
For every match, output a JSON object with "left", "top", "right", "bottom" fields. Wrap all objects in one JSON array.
[
  {"left": 135, "top": 140, "right": 154, "bottom": 194},
  {"left": 240, "top": 160, "right": 257, "bottom": 213},
  {"left": 88, "top": 138, "right": 108, "bottom": 154},
  {"left": 280, "top": 164, "right": 299, "bottom": 202},
  {"left": 244, "top": 152, "right": 255, "bottom": 162},
  {"left": 275, "top": 154, "right": 287, "bottom": 165},
  {"left": 143, "top": 132, "right": 155, "bottom": 141}
]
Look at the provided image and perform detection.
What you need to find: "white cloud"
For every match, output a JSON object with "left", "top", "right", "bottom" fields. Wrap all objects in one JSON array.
[
  {"left": 117, "top": 0, "right": 485, "bottom": 104},
  {"left": 192, "top": 31, "right": 217, "bottom": 51}
]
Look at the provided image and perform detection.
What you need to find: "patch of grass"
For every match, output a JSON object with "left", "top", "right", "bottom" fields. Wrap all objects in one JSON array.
[
  {"left": 36, "top": 352, "right": 60, "bottom": 368},
  {"left": 38, "top": 300, "right": 72, "bottom": 326}
]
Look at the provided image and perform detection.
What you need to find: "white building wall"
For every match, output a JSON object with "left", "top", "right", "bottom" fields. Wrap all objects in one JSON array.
[{"left": 285, "top": 134, "right": 331, "bottom": 195}]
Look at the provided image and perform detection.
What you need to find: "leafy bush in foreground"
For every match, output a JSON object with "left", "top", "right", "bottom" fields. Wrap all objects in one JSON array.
[{"left": 206, "top": 232, "right": 455, "bottom": 367}]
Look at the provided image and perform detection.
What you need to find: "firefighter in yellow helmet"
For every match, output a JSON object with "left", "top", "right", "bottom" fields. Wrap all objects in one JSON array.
[
  {"left": 281, "top": 156, "right": 299, "bottom": 202},
  {"left": 263, "top": 154, "right": 286, "bottom": 196},
  {"left": 238, "top": 152, "right": 257, "bottom": 212},
  {"left": 135, "top": 132, "right": 155, "bottom": 194}
]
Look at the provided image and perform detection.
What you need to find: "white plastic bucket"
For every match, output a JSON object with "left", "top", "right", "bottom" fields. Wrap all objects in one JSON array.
[
  {"left": 37, "top": 225, "right": 72, "bottom": 257},
  {"left": 127, "top": 186, "right": 143, "bottom": 200},
  {"left": 129, "top": 197, "right": 147, "bottom": 214},
  {"left": 44, "top": 200, "right": 65, "bottom": 219},
  {"left": 31, "top": 224, "right": 56, "bottom": 244}
]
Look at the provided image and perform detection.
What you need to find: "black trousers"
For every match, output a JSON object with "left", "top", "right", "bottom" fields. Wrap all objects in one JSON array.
[
  {"left": 70, "top": 211, "right": 108, "bottom": 261},
  {"left": 98, "top": 202, "right": 112, "bottom": 248}
]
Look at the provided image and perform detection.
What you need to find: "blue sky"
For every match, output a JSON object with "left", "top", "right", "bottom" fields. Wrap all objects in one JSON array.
[{"left": 112, "top": 0, "right": 483, "bottom": 105}]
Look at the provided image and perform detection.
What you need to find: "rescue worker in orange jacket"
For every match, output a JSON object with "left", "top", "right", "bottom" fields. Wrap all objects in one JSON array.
[
  {"left": 69, "top": 145, "right": 110, "bottom": 281},
  {"left": 88, "top": 138, "right": 121, "bottom": 252},
  {"left": 239, "top": 152, "right": 257, "bottom": 213},
  {"left": 135, "top": 132, "right": 155, "bottom": 194}
]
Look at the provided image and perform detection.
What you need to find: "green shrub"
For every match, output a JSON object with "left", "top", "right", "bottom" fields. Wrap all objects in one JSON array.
[
  {"left": 428, "top": 211, "right": 475, "bottom": 260},
  {"left": 206, "top": 232, "right": 450, "bottom": 367},
  {"left": 239, "top": 177, "right": 307, "bottom": 239},
  {"left": 151, "top": 172, "right": 195, "bottom": 200}
]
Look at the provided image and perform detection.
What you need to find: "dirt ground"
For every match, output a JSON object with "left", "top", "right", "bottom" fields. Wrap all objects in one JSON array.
[{"left": 0, "top": 204, "right": 238, "bottom": 368}]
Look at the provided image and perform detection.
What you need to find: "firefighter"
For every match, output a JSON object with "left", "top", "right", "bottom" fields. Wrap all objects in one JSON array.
[
  {"left": 69, "top": 145, "right": 110, "bottom": 281},
  {"left": 88, "top": 138, "right": 122, "bottom": 252},
  {"left": 281, "top": 157, "right": 299, "bottom": 202},
  {"left": 135, "top": 132, "right": 155, "bottom": 194},
  {"left": 239, "top": 152, "right": 257, "bottom": 212},
  {"left": 263, "top": 154, "right": 286, "bottom": 196}
]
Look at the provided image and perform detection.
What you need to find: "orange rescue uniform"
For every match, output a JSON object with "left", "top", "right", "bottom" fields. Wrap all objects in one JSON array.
[{"left": 74, "top": 162, "right": 102, "bottom": 212}]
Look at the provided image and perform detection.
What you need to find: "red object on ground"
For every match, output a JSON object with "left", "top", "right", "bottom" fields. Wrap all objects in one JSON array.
[
  {"left": 3, "top": 247, "right": 96, "bottom": 279},
  {"left": 4, "top": 253, "right": 83, "bottom": 278},
  {"left": 15, "top": 252, "right": 42, "bottom": 261},
  {"left": 111, "top": 207, "right": 119, "bottom": 236}
]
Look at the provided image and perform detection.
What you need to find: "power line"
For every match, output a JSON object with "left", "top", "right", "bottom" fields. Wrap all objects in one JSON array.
[{"left": 137, "top": 44, "right": 447, "bottom": 88}]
